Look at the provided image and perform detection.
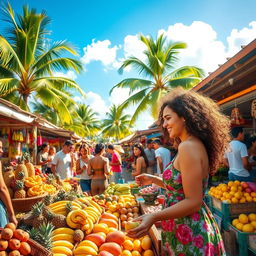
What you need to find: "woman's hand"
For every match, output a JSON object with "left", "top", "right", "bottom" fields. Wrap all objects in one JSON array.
[
  {"left": 135, "top": 174, "right": 153, "bottom": 186},
  {"left": 127, "top": 214, "right": 155, "bottom": 238},
  {"left": 8, "top": 214, "right": 18, "bottom": 226}
]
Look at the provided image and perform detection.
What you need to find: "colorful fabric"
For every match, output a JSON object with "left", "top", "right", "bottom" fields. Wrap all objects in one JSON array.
[
  {"left": 161, "top": 161, "right": 226, "bottom": 256},
  {"left": 111, "top": 152, "right": 122, "bottom": 172}
]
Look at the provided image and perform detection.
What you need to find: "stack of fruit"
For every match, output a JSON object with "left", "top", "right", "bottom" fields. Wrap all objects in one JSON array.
[
  {"left": 0, "top": 223, "right": 31, "bottom": 256},
  {"left": 105, "top": 183, "right": 131, "bottom": 195},
  {"left": 208, "top": 181, "right": 256, "bottom": 203},
  {"left": 232, "top": 213, "right": 256, "bottom": 233}
]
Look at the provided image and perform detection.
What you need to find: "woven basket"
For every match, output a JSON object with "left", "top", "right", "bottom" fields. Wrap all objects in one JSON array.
[
  {"left": 27, "top": 239, "right": 52, "bottom": 256},
  {"left": 12, "top": 193, "right": 47, "bottom": 213},
  {"left": 140, "top": 192, "right": 159, "bottom": 205}
]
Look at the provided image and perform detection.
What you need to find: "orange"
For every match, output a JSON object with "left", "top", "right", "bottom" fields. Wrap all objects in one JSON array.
[
  {"left": 228, "top": 181, "right": 234, "bottom": 187},
  {"left": 231, "top": 186, "right": 237, "bottom": 192},
  {"left": 234, "top": 192, "right": 242, "bottom": 199},
  {"left": 123, "top": 240, "right": 134, "bottom": 251},
  {"left": 235, "top": 223, "right": 244, "bottom": 231},
  {"left": 231, "top": 197, "right": 238, "bottom": 203},
  {"left": 133, "top": 239, "right": 142, "bottom": 252},
  {"left": 93, "top": 223, "right": 109, "bottom": 234},
  {"left": 122, "top": 250, "right": 132, "bottom": 256},
  {"left": 246, "top": 196, "right": 253, "bottom": 202},
  {"left": 251, "top": 192, "right": 256, "bottom": 198},
  {"left": 143, "top": 250, "right": 154, "bottom": 256},
  {"left": 250, "top": 221, "right": 256, "bottom": 229},
  {"left": 232, "top": 219, "right": 239, "bottom": 226},
  {"left": 242, "top": 224, "right": 254, "bottom": 232},
  {"left": 141, "top": 236, "right": 152, "bottom": 250},
  {"left": 248, "top": 213, "right": 256, "bottom": 222},
  {"left": 234, "top": 180, "right": 241, "bottom": 186},
  {"left": 131, "top": 251, "right": 141, "bottom": 256},
  {"left": 239, "top": 214, "right": 249, "bottom": 224},
  {"left": 239, "top": 197, "right": 246, "bottom": 203}
]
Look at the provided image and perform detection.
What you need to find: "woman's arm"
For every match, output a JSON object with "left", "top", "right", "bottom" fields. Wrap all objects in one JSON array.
[
  {"left": 0, "top": 162, "right": 17, "bottom": 225},
  {"left": 87, "top": 160, "right": 93, "bottom": 176},
  {"left": 76, "top": 159, "right": 82, "bottom": 174},
  {"left": 37, "top": 153, "right": 49, "bottom": 165},
  {"left": 129, "top": 142, "right": 204, "bottom": 238}
]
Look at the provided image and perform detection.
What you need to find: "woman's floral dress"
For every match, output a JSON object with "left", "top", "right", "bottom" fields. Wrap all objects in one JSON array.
[{"left": 161, "top": 161, "right": 226, "bottom": 256}]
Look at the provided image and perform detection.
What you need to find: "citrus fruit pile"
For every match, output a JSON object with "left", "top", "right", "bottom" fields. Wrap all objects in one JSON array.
[
  {"left": 208, "top": 181, "right": 256, "bottom": 203},
  {"left": 232, "top": 213, "right": 256, "bottom": 233}
]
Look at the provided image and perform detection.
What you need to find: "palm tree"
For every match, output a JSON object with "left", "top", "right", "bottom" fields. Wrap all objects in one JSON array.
[
  {"left": 74, "top": 104, "right": 101, "bottom": 138},
  {"left": 0, "top": 3, "right": 84, "bottom": 124},
  {"left": 110, "top": 34, "right": 205, "bottom": 124},
  {"left": 101, "top": 105, "right": 132, "bottom": 141}
]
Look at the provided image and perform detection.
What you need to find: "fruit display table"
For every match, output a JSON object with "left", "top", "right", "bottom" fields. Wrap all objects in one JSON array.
[{"left": 137, "top": 196, "right": 162, "bottom": 256}]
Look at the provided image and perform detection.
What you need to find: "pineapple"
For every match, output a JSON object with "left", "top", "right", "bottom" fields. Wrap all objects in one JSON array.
[
  {"left": 42, "top": 205, "right": 54, "bottom": 221},
  {"left": 23, "top": 152, "right": 35, "bottom": 177},
  {"left": 29, "top": 202, "right": 45, "bottom": 227},
  {"left": 16, "top": 171, "right": 25, "bottom": 180},
  {"left": 51, "top": 214, "right": 66, "bottom": 228},
  {"left": 73, "top": 229, "right": 84, "bottom": 242},
  {"left": 14, "top": 180, "right": 26, "bottom": 198},
  {"left": 29, "top": 222, "right": 54, "bottom": 250},
  {"left": 15, "top": 158, "right": 28, "bottom": 179},
  {"left": 43, "top": 194, "right": 52, "bottom": 206},
  {"left": 52, "top": 190, "right": 66, "bottom": 203},
  {"left": 65, "top": 191, "right": 77, "bottom": 201},
  {"left": 32, "top": 215, "right": 45, "bottom": 228},
  {"left": 65, "top": 201, "right": 73, "bottom": 214}
]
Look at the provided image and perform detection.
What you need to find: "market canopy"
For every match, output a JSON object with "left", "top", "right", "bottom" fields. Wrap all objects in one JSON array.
[{"left": 0, "top": 98, "right": 80, "bottom": 139}]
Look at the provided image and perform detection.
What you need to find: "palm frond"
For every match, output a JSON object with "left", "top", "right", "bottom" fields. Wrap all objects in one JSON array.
[{"left": 0, "top": 78, "right": 18, "bottom": 95}]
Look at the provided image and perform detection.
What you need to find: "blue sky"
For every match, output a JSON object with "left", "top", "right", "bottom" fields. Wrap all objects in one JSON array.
[{"left": 4, "top": 0, "right": 256, "bottom": 129}]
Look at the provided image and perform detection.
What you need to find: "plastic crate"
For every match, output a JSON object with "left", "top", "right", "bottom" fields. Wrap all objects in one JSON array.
[
  {"left": 229, "top": 223, "right": 256, "bottom": 256},
  {"left": 211, "top": 196, "right": 256, "bottom": 230}
]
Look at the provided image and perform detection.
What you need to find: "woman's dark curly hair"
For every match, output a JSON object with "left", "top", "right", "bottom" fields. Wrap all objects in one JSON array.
[
  {"left": 158, "top": 87, "right": 231, "bottom": 175},
  {"left": 133, "top": 143, "right": 149, "bottom": 168},
  {"left": 95, "top": 143, "right": 105, "bottom": 154}
]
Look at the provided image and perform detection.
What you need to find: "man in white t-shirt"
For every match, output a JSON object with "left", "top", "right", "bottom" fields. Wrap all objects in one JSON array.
[
  {"left": 51, "top": 140, "right": 74, "bottom": 180},
  {"left": 152, "top": 139, "right": 171, "bottom": 175},
  {"left": 224, "top": 127, "right": 252, "bottom": 182}
]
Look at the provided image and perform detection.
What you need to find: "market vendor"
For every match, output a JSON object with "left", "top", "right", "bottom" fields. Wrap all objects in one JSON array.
[
  {"left": 127, "top": 88, "right": 229, "bottom": 256},
  {"left": 37, "top": 143, "right": 50, "bottom": 173},
  {"left": 0, "top": 140, "right": 17, "bottom": 227}
]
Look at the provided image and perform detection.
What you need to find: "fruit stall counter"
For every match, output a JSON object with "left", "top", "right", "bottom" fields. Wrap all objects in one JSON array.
[{"left": 136, "top": 196, "right": 162, "bottom": 256}]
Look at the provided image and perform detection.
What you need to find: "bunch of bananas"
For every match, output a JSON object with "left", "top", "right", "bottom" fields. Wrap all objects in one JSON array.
[
  {"left": 105, "top": 183, "right": 131, "bottom": 195},
  {"left": 51, "top": 228, "right": 74, "bottom": 255},
  {"left": 48, "top": 200, "right": 82, "bottom": 216},
  {"left": 74, "top": 240, "right": 98, "bottom": 256},
  {"left": 66, "top": 209, "right": 88, "bottom": 229}
]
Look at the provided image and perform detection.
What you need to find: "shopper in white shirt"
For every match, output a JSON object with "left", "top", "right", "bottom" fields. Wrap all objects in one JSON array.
[
  {"left": 152, "top": 139, "right": 171, "bottom": 175},
  {"left": 224, "top": 127, "right": 252, "bottom": 181},
  {"left": 51, "top": 140, "right": 74, "bottom": 180}
]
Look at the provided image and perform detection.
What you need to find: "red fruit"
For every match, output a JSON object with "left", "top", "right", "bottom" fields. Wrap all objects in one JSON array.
[
  {"left": 1, "top": 228, "right": 13, "bottom": 240},
  {"left": 245, "top": 188, "right": 252, "bottom": 193},
  {"left": 106, "top": 231, "right": 125, "bottom": 246},
  {"left": 99, "top": 242, "right": 122, "bottom": 256},
  {"left": 85, "top": 233, "right": 105, "bottom": 247},
  {"left": 13, "top": 230, "right": 29, "bottom": 242},
  {"left": 241, "top": 182, "right": 249, "bottom": 189},
  {"left": 19, "top": 242, "right": 31, "bottom": 255},
  {"left": 98, "top": 251, "right": 114, "bottom": 256},
  {"left": 8, "top": 251, "right": 20, "bottom": 256},
  {"left": 4, "top": 223, "right": 16, "bottom": 232},
  {"left": 8, "top": 239, "right": 20, "bottom": 250},
  {"left": 0, "top": 240, "right": 8, "bottom": 251}
]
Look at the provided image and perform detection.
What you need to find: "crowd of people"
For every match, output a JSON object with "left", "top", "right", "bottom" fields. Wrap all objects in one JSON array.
[{"left": 0, "top": 87, "right": 256, "bottom": 255}]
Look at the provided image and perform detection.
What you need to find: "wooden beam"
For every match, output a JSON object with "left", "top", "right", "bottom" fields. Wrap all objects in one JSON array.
[{"left": 217, "top": 85, "right": 256, "bottom": 105}]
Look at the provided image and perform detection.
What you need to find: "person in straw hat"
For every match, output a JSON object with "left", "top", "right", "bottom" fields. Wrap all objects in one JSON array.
[{"left": 107, "top": 144, "right": 123, "bottom": 183}]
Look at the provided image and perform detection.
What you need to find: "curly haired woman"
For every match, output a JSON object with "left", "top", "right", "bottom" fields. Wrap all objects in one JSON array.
[
  {"left": 128, "top": 88, "right": 230, "bottom": 256},
  {"left": 132, "top": 143, "right": 149, "bottom": 177}
]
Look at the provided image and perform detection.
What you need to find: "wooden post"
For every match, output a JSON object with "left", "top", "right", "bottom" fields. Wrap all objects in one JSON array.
[{"left": 32, "top": 126, "right": 37, "bottom": 164}]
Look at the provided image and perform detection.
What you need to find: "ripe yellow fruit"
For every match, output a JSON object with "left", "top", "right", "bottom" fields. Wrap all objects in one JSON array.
[
  {"left": 133, "top": 239, "right": 142, "bottom": 252},
  {"left": 123, "top": 240, "right": 134, "bottom": 251},
  {"left": 131, "top": 251, "right": 141, "bottom": 256},
  {"left": 228, "top": 181, "right": 234, "bottom": 187},
  {"left": 248, "top": 213, "right": 256, "bottom": 222},
  {"left": 235, "top": 223, "right": 244, "bottom": 231},
  {"left": 239, "top": 197, "right": 246, "bottom": 203},
  {"left": 234, "top": 192, "right": 242, "bottom": 199},
  {"left": 231, "top": 197, "right": 238, "bottom": 204},
  {"left": 251, "top": 192, "right": 256, "bottom": 198},
  {"left": 246, "top": 196, "right": 253, "bottom": 202},
  {"left": 143, "top": 250, "right": 154, "bottom": 256},
  {"left": 232, "top": 219, "right": 239, "bottom": 226},
  {"left": 242, "top": 224, "right": 254, "bottom": 233},
  {"left": 239, "top": 214, "right": 249, "bottom": 224},
  {"left": 141, "top": 236, "right": 152, "bottom": 250},
  {"left": 250, "top": 221, "right": 256, "bottom": 229},
  {"left": 234, "top": 180, "right": 241, "bottom": 186},
  {"left": 122, "top": 250, "right": 132, "bottom": 256},
  {"left": 231, "top": 186, "right": 238, "bottom": 192}
]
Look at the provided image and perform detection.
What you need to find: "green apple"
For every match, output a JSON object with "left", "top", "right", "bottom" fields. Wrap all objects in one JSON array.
[{"left": 125, "top": 221, "right": 140, "bottom": 232}]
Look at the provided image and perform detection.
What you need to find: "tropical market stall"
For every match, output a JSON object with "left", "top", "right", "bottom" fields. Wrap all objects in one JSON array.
[{"left": 0, "top": 98, "right": 79, "bottom": 164}]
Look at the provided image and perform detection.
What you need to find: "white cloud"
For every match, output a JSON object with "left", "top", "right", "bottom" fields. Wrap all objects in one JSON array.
[
  {"left": 227, "top": 21, "right": 256, "bottom": 56},
  {"left": 80, "top": 39, "right": 121, "bottom": 70},
  {"left": 85, "top": 91, "right": 108, "bottom": 118},
  {"left": 53, "top": 70, "right": 77, "bottom": 80}
]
